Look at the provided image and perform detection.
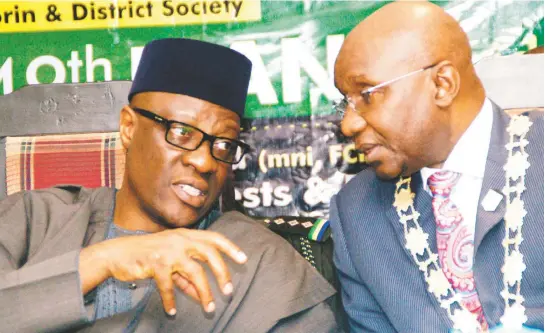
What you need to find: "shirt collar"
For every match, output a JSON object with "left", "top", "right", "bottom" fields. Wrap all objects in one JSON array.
[{"left": 421, "top": 98, "right": 493, "bottom": 190}]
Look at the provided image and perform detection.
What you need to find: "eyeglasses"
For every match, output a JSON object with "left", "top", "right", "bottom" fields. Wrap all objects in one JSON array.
[
  {"left": 333, "top": 63, "right": 438, "bottom": 117},
  {"left": 131, "top": 107, "right": 250, "bottom": 164}
]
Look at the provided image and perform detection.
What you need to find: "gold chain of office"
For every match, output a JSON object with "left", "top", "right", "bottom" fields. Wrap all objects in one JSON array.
[{"left": 392, "top": 114, "right": 533, "bottom": 333}]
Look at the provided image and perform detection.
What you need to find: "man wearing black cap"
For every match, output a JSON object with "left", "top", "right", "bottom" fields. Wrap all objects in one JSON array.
[{"left": 0, "top": 38, "right": 337, "bottom": 332}]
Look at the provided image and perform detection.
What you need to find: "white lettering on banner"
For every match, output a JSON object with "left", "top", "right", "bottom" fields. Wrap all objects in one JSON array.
[
  {"left": 0, "top": 57, "right": 13, "bottom": 94},
  {"left": 232, "top": 154, "right": 248, "bottom": 171},
  {"left": 23, "top": 44, "right": 111, "bottom": 86},
  {"left": 131, "top": 46, "right": 144, "bottom": 80},
  {"left": 230, "top": 40, "right": 278, "bottom": 105},
  {"left": 239, "top": 187, "right": 260, "bottom": 208},
  {"left": 131, "top": 35, "right": 344, "bottom": 105},
  {"left": 258, "top": 146, "right": 314, "bottom": 173},
  {"left": 4, "top": 35, "right": 345, "bottom": 104},
  {"left": 260, "top": 181, "right": 273, "bottom": 207},
  {"left": 282, "top": 36, "right": 342, "bottom": 104},
  {"left": 329, "top": 143, "right": 365, "bottom": 165},
  {"left": 234, "top": 173, "right": 357, "bottom": 211},
  {"left": 303, "top": 176, "right": 340, "bottom": 206},
  {"left": 234, "top": 182, "right": 293, "bottom": 208},
  {"left": 26, "top": 55, "right": 66, "bottom": 85},
  {"left": 230, "top": 35, "right": 343, "bottom": 104},
  {"left": 309, "top": 35, "right": 344, "bottom": 108},
  {"left": 130, "top": 35, "right": 344, "bottom": 104},
  {"left": 327, "top": 35, "right": 343, "bottom": 82},
  {"left": 273, "top": 186, "right": 292, "bottom": 206},
  {"left": 85, "top": 44, "right": 112, "bottom": 82},
  {"left": 67, "top": 51, "right": 83, "bottom": 83}
]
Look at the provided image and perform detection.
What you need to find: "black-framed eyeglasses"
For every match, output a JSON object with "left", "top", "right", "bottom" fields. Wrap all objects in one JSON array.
[
  {"left": 332, "top": 62, "right": 439, "bottom": 117},
  {"left": 131, "top": 107, "right": 250, "bottom": 164}
]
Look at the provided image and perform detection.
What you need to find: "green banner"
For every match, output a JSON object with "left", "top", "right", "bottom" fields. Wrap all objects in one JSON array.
[
  {"left": 1, "top": 0, "right": 543, "bottom": 217},
  {"left": 1, "top": 1, "right": 543, "bottom": 120}
]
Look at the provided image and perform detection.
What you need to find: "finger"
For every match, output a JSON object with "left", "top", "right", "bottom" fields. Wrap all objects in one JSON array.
[
  {"left": 172, "top": 273, "right": 200, "bottom": 303},
  {"left": 191, "top": 244, "right": 233, "bottom": 296},
  {"left": 154, "top": 268, "right": 177, "bottom": 316},
  {"left": 190, "top": 231, "right": 248, "bottom": 264},
  {"left": 177, "top": 260, "right": 215, "bottom": 313}
]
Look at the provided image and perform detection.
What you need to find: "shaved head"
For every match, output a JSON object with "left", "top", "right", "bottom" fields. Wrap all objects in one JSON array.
[
  {"left": 335, "top": 1, "right": 485, "bottom": 179},
  {"left": 337, "top": 2, "right": 472, "bottom": 78}
]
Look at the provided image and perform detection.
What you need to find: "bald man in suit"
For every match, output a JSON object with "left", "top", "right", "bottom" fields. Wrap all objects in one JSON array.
[{"left": 330, "top": 2, "right": 543, "bottom": 332}]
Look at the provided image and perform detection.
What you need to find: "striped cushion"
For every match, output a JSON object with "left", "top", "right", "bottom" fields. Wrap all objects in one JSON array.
[{"left": 6, "top": 132, "right": 125, "bottom": 196}]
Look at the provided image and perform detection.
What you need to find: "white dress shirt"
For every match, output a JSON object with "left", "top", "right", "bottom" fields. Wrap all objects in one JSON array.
[{"left": 421, "top": 98, "right": 493, "bottom": 238}]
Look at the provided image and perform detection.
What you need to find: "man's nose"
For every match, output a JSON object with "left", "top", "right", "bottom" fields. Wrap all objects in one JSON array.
[
  {"left": 182, "top": 142, "right": 217, "bottom": 174},
  {"left": 340, "top": 108, "right": 367, "bottom": 138}
]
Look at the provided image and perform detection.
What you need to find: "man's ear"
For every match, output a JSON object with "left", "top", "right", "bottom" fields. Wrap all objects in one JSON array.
[
  {"left": 433, "top": 60, "right": 460, "bottom": 108},
  {"left": 119, "top": 106, "right": 137, "bottom": 152}
]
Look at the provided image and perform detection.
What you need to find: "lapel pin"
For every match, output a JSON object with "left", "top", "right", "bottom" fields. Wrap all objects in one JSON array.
[{"left": 481, "top": 189, "right": 503, "bottom": 212}]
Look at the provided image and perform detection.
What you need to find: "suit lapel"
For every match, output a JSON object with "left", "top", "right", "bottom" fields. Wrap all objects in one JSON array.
[
  {"left": 411, "top": 175, "right": 438, "bottom": 253},
  {"left": 379, "top": 103, "right": 511, "bottom": 328},
  {"left": 381, "top": 178, "right": 413, "bottom": 257},
  {"left": 381, "top": 174, "right": 451, "bottom": 324},
  {"left": 381, "top": 103, "right": 512, "bottom": 319},
  {"left": 474, "top": 104, "right": 510, "bottom": 255},
  {"left": 381, "top": 174, "right": 438, "bottom": 258}
]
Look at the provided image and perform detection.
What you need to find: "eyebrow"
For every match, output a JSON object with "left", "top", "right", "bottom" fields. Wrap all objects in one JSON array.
[
  {"left": 336, "top": 74, "right": 377, "bottom": 94},
  {"left": 351, "top": 74, "right": 379, "bottom": 87}
]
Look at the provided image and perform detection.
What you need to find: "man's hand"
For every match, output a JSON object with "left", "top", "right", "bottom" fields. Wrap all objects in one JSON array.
[{"left": 79, "top": 228, "right": 248, "bottom": 315}]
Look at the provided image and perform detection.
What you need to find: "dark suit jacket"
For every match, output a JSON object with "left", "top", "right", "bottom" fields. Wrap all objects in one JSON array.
[
  {"left": 330, "top": 103, "right": 544, "bottom": 332},
  {"left": 0, "top": 186, "right": 337, "bottom": 332}
]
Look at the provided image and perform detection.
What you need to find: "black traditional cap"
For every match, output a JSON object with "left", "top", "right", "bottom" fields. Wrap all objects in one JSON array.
[{"left": 129, "top": 38, "right": 252, "bottom": 118}]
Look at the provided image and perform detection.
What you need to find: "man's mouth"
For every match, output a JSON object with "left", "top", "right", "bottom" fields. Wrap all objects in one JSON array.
[
  {"left": 180, "top": 184, "right": 204, "bottom": 196},
  {"left": 356, "top": 143, "right": 382, "bottom": 163},
  {"left": 172, "top": 183, "right": 208, "bottom": 208},
  {"left": 358, "top": 143, "right": 377, "bottom": 155}
]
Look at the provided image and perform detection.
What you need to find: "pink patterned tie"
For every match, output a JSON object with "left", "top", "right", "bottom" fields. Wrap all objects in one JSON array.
[{"left": 428, "top": 171, "right": 488, "bottom": 331}]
